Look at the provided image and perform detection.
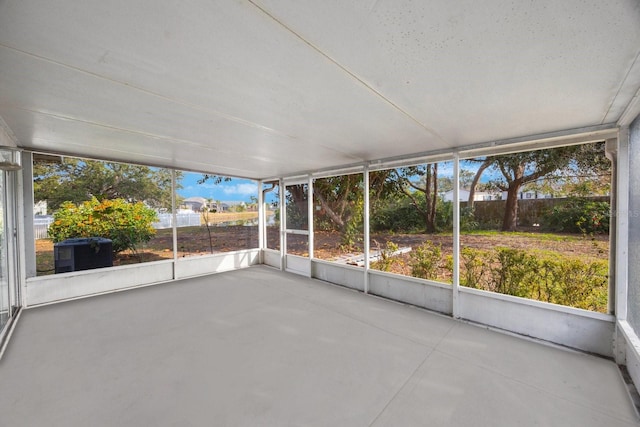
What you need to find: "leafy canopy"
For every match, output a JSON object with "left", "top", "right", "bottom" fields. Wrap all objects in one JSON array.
[{"left": 34, "top": 158, "right": 181, "bottom": 213}]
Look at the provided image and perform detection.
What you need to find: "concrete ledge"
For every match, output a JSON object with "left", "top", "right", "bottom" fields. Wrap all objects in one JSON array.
[
  {"left": 175, "top": 249, "right": 259, "bottom": 279},
  {"left": 285, "top": 254, "right": 310, "bottom": 276},
  {"left": 262, "top": 249, "right": 281, "bottom": 269},
  {"left": 618, "top": 321, "right": 640, "bottom": 388},
  {"left": 368, "top": 270, "right": 453, "bottom": 315},
  {"left": 297, "top": 261, "right": 615, "bottom": 357},
  {"left": 25, "top": 250, "right": 261, "bottom": 306},
  {"left": 312, "top": 259, "right": 364, "bottom": 291},
  {"left": 459, "top": 288, "right": 615, "bottom": 357},
  {"left": 25, "top": 260, "right": 174, "bottom": 306}
]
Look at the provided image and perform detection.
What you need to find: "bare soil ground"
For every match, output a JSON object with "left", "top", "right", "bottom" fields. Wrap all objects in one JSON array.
[
  {"left": 299, "top": 230, "right": 609, "bottom": 281},
  {"left": 287, "top": 230, "right": 608, "bottom": 260},
  {"left": 36, "top": 225, "right": 260, "bottom": 275},
  {"left": 36, "top": 226, "right": 609, "bottom": 278},
  {"left": 36, "top": 212, "right": 265, "bottom": 274}
]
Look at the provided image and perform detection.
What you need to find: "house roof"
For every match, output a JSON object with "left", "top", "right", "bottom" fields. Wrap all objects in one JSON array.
[
  {"left": 183, "top": 197, "right": 208, "bottom": 205},
  {"left": 1, "top": 1, "right": 639, "bottom": 179}
]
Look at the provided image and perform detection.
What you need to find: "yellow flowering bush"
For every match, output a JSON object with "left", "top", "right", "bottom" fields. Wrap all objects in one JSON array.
[{"left": 49, "top": 198, "right": 157, "bottom": 254}]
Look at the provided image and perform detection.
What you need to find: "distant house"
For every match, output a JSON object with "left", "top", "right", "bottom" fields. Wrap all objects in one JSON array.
[
  {"left": 181, "top": 198, "right": 248, "bottom": 213},
  {"left": 182, "top": 197, "right": 208, "bottom": 212},
  {"left": 511, "top": 190, "right": 553, "bottom": 200},
  {"left": 441, "top": 189, "right": 501, "bottom": 202},
  {"left": 442, "top": 189, "right": 556, "bottom": 202},
  {"left": 214, "top": 201, "right": 230, "bottom": 212},
  {"left": 220, "top": 201, "right": 245, "bottom": 211},
  {"left": 441, "top": 189, "right": 469, "bottom": 202}
]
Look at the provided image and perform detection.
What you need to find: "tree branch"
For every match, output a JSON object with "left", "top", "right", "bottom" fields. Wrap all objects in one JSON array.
[
  {"left": 314, "top": 190, "right": 346, "bottom": 228},
  {"left": 468, "top": 159, "right": 492, "bottom": 208}
]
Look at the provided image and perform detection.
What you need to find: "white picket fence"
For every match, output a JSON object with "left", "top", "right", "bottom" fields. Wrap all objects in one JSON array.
[
  {"left": 152, "top": 213, "right": 201, "bottom": 229},
  {"left": 33, "top": 213, "right": 202, "bottom": 239},
  {"left": 33, "top": 216, "right": 54, "bottom": 239}
]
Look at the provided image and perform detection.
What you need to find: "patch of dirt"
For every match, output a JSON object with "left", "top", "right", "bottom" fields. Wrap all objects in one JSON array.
[
  {"left": 288, "top": 230, "right": 609, "bottom": 282},
  {"left": 35, "top": 225, "right": 260, "bottom": 275},
  {"left": 36, "top": 227, "right": 609, "bottom": 278},
  {"left": 460, "top": 233, "right": 608, "bottom": 260},
  {"left": 297, "top": 230, "right": 608, "bottom": 261}
]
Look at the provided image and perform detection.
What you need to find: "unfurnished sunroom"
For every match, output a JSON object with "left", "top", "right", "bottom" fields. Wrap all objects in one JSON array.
[{"left": 1, "top": 1, "right": 640, "bottom": 426}]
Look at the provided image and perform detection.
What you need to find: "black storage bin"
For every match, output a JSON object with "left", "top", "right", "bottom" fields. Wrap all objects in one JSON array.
[{"left": 54, "top": 237, "right": 113, "bottom": 273}]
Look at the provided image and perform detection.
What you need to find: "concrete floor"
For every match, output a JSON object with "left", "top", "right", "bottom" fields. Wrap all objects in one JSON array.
[{"left": 1, "top": 265, "right": 638, "bottom": 426}]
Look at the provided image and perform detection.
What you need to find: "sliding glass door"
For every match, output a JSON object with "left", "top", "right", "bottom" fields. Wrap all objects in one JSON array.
[{"left": 0, "top": 172, "right": 9, "bottom": 332}]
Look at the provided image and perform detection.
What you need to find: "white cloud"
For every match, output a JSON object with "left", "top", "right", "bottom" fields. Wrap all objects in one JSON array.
[{"left": 222, "top": 183, "right": 258, "bottom": 196}]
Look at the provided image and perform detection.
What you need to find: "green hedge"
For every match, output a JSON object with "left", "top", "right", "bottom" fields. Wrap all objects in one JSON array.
[
  {"left": 460, "top": 247, "right": 608, "bottom": 312},
  {"left": 371, "top": 242, "right": 608, "bottom": 313},
  {"left": 542, "top": 197, "right": 610, "bottom": 234}
]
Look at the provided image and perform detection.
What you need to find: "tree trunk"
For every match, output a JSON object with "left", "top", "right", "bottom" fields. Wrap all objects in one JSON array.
[
  {"left": 502, "top": 182, "right": 521, "bottom": 231},
  {"left": 468, "top": 159, "right": 492, "bottom": 209},
  {"left": 287, "top": 184, "right": 308, "bottom": 229},
  {"left": 314, "top": 190, "right": 346, "bottom": 231},
  {"left": 424, "top": 164, "right": 438, "bottom": 233}
]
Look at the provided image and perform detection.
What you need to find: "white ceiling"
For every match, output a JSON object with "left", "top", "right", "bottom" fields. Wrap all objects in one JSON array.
[{"left": 1, "top": 0, "right": 639, "bottom": 179}]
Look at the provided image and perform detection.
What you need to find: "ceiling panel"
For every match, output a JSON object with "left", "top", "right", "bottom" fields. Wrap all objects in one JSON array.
[
  {"left": 1, "top": 0, "right": 639, "bottom": 178},
  {"left": 253, "top": 0, "right": 640, "bottom": 142},
  {"left": 0, "top": 47, "right": 373, "bottom": 175}
]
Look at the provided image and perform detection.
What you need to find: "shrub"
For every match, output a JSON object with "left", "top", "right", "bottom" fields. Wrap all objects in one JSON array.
[
  {"left": 457, "top": 246, "right": 608, "bottom": 312},
  {"left": 459, "top": 247, "right": 492, "bottom": 288},
  {"left": 410, "top": 241, "right": 442, "bottom": 280},
  {"left": 340, "top": 199, "right": 364, "bottom": 249},
  {"left": 49, "top": 198, "right": 158, "bottom": 254},
  {"left": 435, "top": 200, "right": 453, "bottom": 230},
  {"left": 371, "top": 241, "right": 401, "bottom": 272},
  {"left": 490, "top": 247, "right": 539, "bottom": 297},
  {"left": 436, "top": 202, "right": 479, "bottom": 232},
  {"left": 535, "top": 254, "right": 608, "bottom": 311},
  {"left": 370, "top": 197, "right": 423, "bottom": 232},
  {"left": 542, "top": 197, "right": 610, "bottom": 234},
  {"left": 460, "top": 206, "right": 480, "bottom": 232},
  {"left": 371, "top": 196, "right": 466, "bottom": 233}
]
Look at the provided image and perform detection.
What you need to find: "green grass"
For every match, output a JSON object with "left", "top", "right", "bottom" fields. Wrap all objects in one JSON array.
[
  {"left": 382, "top": 232, "right": 585, "bottom": 245},
  {"left": 461, "top": 230, "right": 583, "bottom": 242},
  {"left": 36, "top": 250, "right": 54, "bottom": 275},
  {"left": 371, "top": 229, "right": 594, "bottom": 243}
]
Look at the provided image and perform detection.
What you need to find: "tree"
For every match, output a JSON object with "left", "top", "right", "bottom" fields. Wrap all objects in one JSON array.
[
  {"left": 34, "top": 158, "right": 181, "bottom": 212},
  {"left": 437, "top": 176, "right": 454, "bottom": 193},
  {"left": 468, "top": 142, "right": 610, "bottom": 231},
  {"left": 248, "top": 195, "right": 258, "bottom": 211},
  {"left": 545, "top": 142, "right": 611, "bottom": 196},
  {"left": 392, "top": 163, "right": 439, "bottom": 233},
  {"left": 285, "top": 184, "right": 309, "bottom": 229},
  {"left": 467, "top": 159, "right": 493, "bottom": 210},
  {"left": 306, "top": 167, "right": 445, "bottom": 236},
  {"left": 438, "top": 169, "right": 474, "bottom": 195},
  {"left": 314, "top": 175, "right": 363, "bottom": 233},
  {"left": 312, "top": 175, "right": 365, "bottom": 246},
  {"left": 200, "top": 207, "right": 214, "bottom": 254},
  {"left": 198, "top": 174, "right": 231, "bottom": 186},
  {"left": 281, "top": 172, "right": 395, "bottom": 242},
  {"left": 460, "top": 169, "right": 475, "bottom": 189}
]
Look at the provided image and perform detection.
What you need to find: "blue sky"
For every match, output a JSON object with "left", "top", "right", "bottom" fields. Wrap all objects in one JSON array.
[
  {"left": 177, "top": 173, "right": 258, "bottom": 202},
  {"left": 176, "top": 160, "right": 501, "bottom": 203}
]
